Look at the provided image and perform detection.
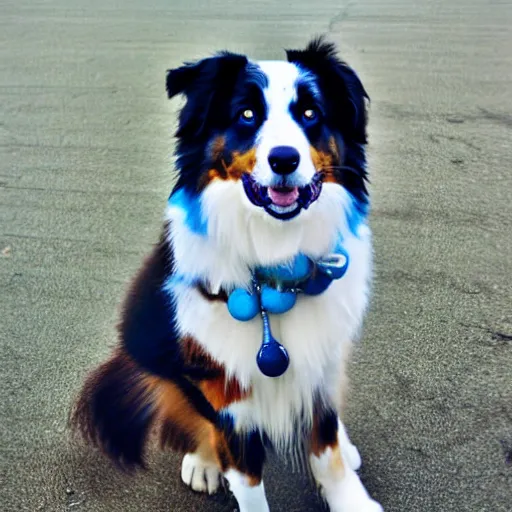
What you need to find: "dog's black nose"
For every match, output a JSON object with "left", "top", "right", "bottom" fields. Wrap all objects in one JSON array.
[{"left": 268, "top": 146, "right": 300, "bottom": 175}]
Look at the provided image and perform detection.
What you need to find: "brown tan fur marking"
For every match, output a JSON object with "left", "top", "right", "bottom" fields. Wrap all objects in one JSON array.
[
  {"left": 199, "top": 147, "right": 257, "bottom": 189},
  {"left": 181, "top": 336, "right": 251, "bottom": 411},
  {"left": 149, "top": 377, "right": 214, "bottom": 454},
  {"left": 310, "top": 137, "right": 343, "bottom": 184},
  {"left": 310, "top": 410, "right": 345, "bottom": 479}
]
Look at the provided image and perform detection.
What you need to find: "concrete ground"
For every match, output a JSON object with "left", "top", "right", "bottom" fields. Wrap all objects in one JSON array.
[{"left": 1, "top": 1, "right": 511, "bottom": 510}]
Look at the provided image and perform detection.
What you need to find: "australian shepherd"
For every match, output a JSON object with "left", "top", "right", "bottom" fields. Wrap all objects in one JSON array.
[{"left": 71, "top": 38, "right": 383, "bottom": 512}]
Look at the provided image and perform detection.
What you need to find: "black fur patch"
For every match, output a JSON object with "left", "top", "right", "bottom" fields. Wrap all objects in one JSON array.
[
  {"left": 217, "top": 412, "right": 266, "bottom": 478},
  {"left": 287, "top": 37, "right": 369, "bottom": 205},
  {"left": 120, "top": 232, "right": 217, "bottom": 382},
  {"left": 120, "top": 233, "right": 182, "bottom": 380},
  {"left": 166, "top": 53, "right": 268, "bottom": 193},
  {"left": 287, "top": 37, "right": 369, "bottom": 144},
  {"left": 315, "top": 407, "right": 339, "bottom": 447}
]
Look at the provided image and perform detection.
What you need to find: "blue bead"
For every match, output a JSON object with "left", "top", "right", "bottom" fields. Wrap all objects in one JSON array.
[
  {"left": 227, "top": 289, "right": 259, "bottom": 321},
  {"left": 260, "top": 286, "right": 297, "bottom": 314},
  {"left": 302, "top": 272, "right": 333, "bottom": 295}
]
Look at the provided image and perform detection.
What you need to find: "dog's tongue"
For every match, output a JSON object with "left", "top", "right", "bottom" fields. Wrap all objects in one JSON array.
[{"left": 268, "top": 187, "right": 299, "bottom": 207}]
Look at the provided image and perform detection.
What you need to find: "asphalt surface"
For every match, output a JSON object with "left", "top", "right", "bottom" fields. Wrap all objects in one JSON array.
[{"left": 1, "top": 1, "right": 511, "bottom": 511}]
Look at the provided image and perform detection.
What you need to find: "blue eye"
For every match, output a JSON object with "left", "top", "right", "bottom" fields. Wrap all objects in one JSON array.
[
  {"left": 239, "top": 109, "right": 256, "bottom": 125},
  {"left": 302, "top": 108, "right": 318, "bottom": 125}
]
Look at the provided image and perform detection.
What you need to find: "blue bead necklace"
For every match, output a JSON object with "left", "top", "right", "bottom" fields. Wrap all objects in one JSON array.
[{"left": 226, "top": 249, "right": 350, "bottom": 378}]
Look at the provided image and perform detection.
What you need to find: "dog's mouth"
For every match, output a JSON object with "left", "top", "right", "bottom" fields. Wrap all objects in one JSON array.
[{"left": 242, "top": 174, "right": 323, "bottom": 220}]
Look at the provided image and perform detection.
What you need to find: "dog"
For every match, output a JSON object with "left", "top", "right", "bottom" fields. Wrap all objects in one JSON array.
[{"left": 71, "top": 38, "right": 383, "bottom": 512}]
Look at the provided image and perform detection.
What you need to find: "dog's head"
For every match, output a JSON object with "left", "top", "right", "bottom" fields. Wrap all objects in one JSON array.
[{"left": 167, "top": 38, "right": 368, "bottom": 262}]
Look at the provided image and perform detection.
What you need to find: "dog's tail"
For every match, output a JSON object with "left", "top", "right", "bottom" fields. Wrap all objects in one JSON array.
[
  {"left": 70, "top": 350, "right": 160, "bottom": 468},
  {"left": 70, "top": 349, "right": 220, "bottom": 469}
]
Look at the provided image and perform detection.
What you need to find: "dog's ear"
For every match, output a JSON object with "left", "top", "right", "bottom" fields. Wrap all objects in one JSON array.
[
  {"left": 166, "top": 52, "right": 248, "bottom": 138},
  {"left": 287, "top": 37, "right": 369, "bottom": 144},
  {"left": 166, "top": 61, "right": 201, "bottom": 99}
]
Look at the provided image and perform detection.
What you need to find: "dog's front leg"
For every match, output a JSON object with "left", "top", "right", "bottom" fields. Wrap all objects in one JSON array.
[
  {"left": 223, "top": 469, "right": 269, "bottom": 512},
  {"left": 179, "top": 413, "right": 269, "bottom": 511},
  {"left": 214, "top": 415, "right": 270, "bottom": 512},
  {"left": 309, "top": 408, "right": 383, "bottom": 512},
  {"left": 182, "top": 438, "right": 269, "bottom": 512}
]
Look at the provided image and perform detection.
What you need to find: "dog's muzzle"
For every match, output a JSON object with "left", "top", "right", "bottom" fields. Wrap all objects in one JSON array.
[{"left": 241, "top": 173, "right": 323, "bottom": 220}]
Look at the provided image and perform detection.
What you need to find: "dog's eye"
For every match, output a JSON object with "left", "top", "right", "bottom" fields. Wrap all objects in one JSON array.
[
  {"left": 239, "top": 109, "right": 256, "bottom": 124},
  {"left": 302, "top": 108, "right": 318, "bottom": 124}
]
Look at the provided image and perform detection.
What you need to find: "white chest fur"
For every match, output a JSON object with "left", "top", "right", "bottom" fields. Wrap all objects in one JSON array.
[{"left": 166, "top": 181, "right": 372, "bottom": 445}]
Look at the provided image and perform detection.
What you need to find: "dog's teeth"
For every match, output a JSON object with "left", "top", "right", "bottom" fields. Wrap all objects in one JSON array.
[
  {"left": 268, "top": 202, "right": 298, "bottom": 214},
  {"left": 244, "top": 175, "right": 321, "bottom": 216}
]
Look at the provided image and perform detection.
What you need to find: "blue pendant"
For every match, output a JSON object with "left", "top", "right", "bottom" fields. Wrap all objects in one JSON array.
[
  {"left": 225, "top": 248, "right": 349, "bottom": 378},
  {"left": 256, "top": 310, "right": 289, "bottom": 377}
]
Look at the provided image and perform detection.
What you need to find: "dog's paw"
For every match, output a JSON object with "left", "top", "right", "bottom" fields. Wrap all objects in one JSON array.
[
  {"left": 323, "top": 464, "right": 383, "bottom": 512},
  {"left": 348, "top": 498, "right": 382, "bottom": 512},
  {"left": 340, "top": 440, "right": 362, "bottom": 471},
  {"left": 181, "top": 453, "right": 221, "bottom": 495},
  {"left": 337, "top": 421, "right": 362, "bottom": 471},
  {"left": 350, "top": 501, "right": 382, "bottom": 512},
  {"left": 328, "top": 494, "right": 383, "bottom": 512}
]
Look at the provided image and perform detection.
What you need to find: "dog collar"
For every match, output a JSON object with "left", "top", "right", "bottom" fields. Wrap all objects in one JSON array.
[{"left": 225, "top": 249, "right": 350, "bottom": 378}]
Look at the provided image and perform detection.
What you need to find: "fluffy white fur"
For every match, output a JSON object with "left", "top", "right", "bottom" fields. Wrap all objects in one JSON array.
[
  {"left": 167, "top": 176, "right": 371, "bottom": 435},
  {"left": 310, "top": 447, "right": 383, "bottom": 512}
]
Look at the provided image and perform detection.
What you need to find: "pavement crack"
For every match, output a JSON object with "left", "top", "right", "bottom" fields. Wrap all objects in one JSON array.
[
  {"left": 429, "top": 133, "right": 482, "bottom": 152},
  {"left": 458, "top": 322, "right": 512, "bottom": 346},
  {"left": 490, "top": 331, "right": 512, "bottom": 343},
  {"left": 478, "top": 107, "right": 512, "bottom": 129}
]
